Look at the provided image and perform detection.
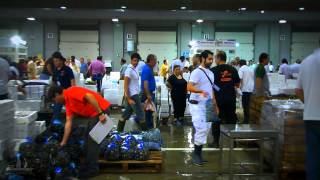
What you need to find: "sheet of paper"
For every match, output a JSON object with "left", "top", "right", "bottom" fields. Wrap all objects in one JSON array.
[{"left": 89, "top": 115, "right": 114, "bottom": 144}]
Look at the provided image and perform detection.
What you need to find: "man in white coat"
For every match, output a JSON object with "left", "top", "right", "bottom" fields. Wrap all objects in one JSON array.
[{"left": 187, "top": 50, "right": 219, "bottom": 166}]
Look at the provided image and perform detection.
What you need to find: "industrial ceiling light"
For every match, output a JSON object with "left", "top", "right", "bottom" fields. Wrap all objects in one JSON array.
[
  {"left": 112, "top": 18, "right": 119, "bottom": 22},
  {"left": 27, "top": 17, "right": 36, "bottom": 21},
  {"left": 260, "top": 10, "right": 265, "bottom": 14},
  {"left": 180, "top": 6, "right": 187, "bottom": 10},
  {"left": 239, "top": 7, "right": 246, "bottom": 11},
  {"left": 60, "top": 6, "right": 67, "bottom": 10},
  {"left": 196, "top": 19, "right": 204, "bottom": 23},
  {"left": 121, "top": 6, "right": 127, "bottom": 9},
  {"left": 279, "top": 19, "right": 287, "bottom": 24},
  {"left": 299, "top": 7, "right": 305, "bottom": 11}
]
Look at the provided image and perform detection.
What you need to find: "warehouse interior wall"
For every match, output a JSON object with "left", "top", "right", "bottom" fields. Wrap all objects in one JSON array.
[{"left": 1, "top": 19, "right": 320, "bottom": 66}]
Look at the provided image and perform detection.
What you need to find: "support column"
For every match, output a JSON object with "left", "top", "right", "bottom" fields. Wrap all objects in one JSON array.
[
  {"left": 113, "top": 23, "right": 124, "bottom": 71},
  {"left": 178, "top": 22, "right": 192, "bottom": 57},
  {"left": 44, "top": 21, "right": 58, "bottom": 58},
  {"left": 21, "top": 21, "right": 44, "bottom": 57},
  {"left": 254, "top": 23, "right": 270, "bottom": 61},
  {"left": 99, "top": 21, "right": 114, "bottom": 62},
  {"left": 279, "top": 24, "right": 292, "bottom": 63},
  {"left": 123, "top": 22, "right": 137, "bottom": 61}
]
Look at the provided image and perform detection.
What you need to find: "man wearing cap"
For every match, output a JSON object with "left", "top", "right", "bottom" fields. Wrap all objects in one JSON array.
[{"left": 48, "top": 86, "right": 111, "bottom": 178}]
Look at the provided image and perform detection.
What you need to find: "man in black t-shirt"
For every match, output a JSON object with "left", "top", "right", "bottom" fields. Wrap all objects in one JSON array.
[{"left": 210, "top": 51, "right": 240, "bottom": 147}]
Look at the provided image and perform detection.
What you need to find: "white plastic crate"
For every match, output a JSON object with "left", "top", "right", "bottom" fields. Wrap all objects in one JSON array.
[
  {"left": 15, "top": 111, "right": 38, "bottom": 124},
  {"left": 15, "top": 100, "right": 42, "bottom": 111},
  {"left": 14, "top": 121, "right": 36, "bottom": 139},
  {"left": 33, "top": 121, "right": 46, "bottom": 136},
  {"left": 25, "top": 85, "right": 45, "bottom": 100}
]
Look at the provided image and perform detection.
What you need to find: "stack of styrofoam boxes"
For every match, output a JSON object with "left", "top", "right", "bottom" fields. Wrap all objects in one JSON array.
[
  {"left": 103, "top": 73, "right": 122, "bottom": 105},
  {"left": 25, "top": 85, "right": 46, "bottom": 100},
  {"left": 118, "top": 80, "right": 125, "bottom": 106},
  {"left": 34, "top": 121, "right": 46, "bottom": 135},
  {"left": 268, "top": 73, "right": 286, "bottom": 95},
  {"left": 159, "top": 84, "right": 172, "bottom": 118},
  {"left": 281, "top": 79, "right": 297, "bottom": 95},
  {"left": 15, "top": 100, "right": 42, "bottom": 111},
  {"left": 14, "top": 111, "right": 38, "bottom": 139},
  {"left": 0, "top": 100, "right": 15, "bottom": 161}
]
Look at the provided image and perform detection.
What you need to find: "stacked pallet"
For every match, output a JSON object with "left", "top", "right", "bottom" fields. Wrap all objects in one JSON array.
[
  {"left": 260, "top": 100, "right": 305, "bottom": 173},
  {"left": 0, "top": 100, "right": 15, "bottom": 161}
]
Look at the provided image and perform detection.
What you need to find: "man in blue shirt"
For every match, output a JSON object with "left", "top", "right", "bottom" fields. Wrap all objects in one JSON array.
[
  {"left": 140, "top": 54, "right": 157, "bottom": 129},
  {"left": 80, "top": 57, "right": 88, "bottom": 78}
]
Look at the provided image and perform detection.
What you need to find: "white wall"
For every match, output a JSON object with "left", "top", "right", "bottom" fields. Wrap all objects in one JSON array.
[
  {"left": 291, "top": 32, "right": 320, "bottom": 61},
  {"left": 59, "top": 30, "right": 99, "bottom": 60},
  {"left": 215, "top": 32, "right": 254, "bottom": 61},
  {"left": 138, "top": 31, "right": 177, "bottom": 64}
]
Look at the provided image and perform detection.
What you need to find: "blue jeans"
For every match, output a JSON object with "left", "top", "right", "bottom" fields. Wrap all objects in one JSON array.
[
  {"left": 140, "top": 93, "right": 155, "bottom": 129},
  {"left": 92, "top": 74, "right": 103, "bottom": 92},
  {"left": 305, "top": 121, "right": 320, "bottom": 180},
  {"left": 122, "top": 94, "right": 145, "bottom": 123},
  {"left": 39, "top": 73, "right": 50, "bottom": 80}
]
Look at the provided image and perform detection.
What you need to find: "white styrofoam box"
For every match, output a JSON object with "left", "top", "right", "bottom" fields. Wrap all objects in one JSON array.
[
  {"left": 84, "top": 85, "right": 97, "bottom": 92},
  {"left": 33, "top": 121, "right": 46, "bottom": 136},
  {"left": 15, "top": 111, "right": 38, "bottom": 124},
  {"left": 155, "top": 76, "right": 164, "bottom": 86},
  {"left": 286, "top": 79, "right": 298, "bottom": 89},
  {"left": 12, "top": 139, "right": 27, "bottom": 154},
  {"left": 7, "top": 85, "right": 18, "bottom": 100},
  {"left": 25, "top": 85, "right": 46, "bottom": 100},
  {"left": 0, "top": 99, "right": 14, "bottom": 113},
  {"left": 110, "top": 72, "right": 120, "bottom": 80},
  {"left": 1, "top": 108, "right": 15, "bottom": 122},
  {"left": 15, "top": 100, "right": 42, "bottom": 111},
  {"left": 0, "top": 123, "right": 14, "bottom": 140},
  {"left": 104, "top": 89, "right": 121, "bottom": 105},
  {"left": 14, "top": 121, "right": 36, "bottom": 139}
]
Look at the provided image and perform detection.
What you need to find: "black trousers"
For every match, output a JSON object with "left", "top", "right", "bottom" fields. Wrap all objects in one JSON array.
[
  {"left": 242, "top": 92, "right": 252, "bottom": 124},
  {"left": 171, "top": 94, "right": 186, "bottom": 119},
  {"left": 212, "top": 97, "right": 238, "bottom": 144}
]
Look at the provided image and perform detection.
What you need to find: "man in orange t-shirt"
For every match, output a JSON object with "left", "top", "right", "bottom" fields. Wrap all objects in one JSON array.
[{"left": 48, "top": 86, "right": 111, "bottom": 178}]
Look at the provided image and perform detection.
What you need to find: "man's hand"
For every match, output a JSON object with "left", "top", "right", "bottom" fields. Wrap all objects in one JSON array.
[
  {"left": 127, "top": 98, "right": 136, "bottom": 105},
  {"left": 215, "top": 106, "right": 220, "bottom": 115},
  {"left": 99, "top": 114, "right": 107, "bottom": 123},
  {"left": 200, "top": 91, "right": 208, "bottom": 98},
  {"left": 60, "top": 141, "right": 67, "bottom": 147}
]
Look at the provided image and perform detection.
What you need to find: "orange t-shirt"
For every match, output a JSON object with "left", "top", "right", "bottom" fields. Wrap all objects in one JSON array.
[{"left": 64, "top": 86, "right": 111, "bottom": 117}]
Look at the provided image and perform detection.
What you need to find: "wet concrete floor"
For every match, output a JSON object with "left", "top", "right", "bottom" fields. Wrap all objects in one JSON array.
[{"left": 91, "top": 110, "right": 278, "bottom": 180}]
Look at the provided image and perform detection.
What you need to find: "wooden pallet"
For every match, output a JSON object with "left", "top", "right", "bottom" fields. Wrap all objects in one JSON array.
[{"left": 99, "top": 151, "right": 163, "bottom": 173}]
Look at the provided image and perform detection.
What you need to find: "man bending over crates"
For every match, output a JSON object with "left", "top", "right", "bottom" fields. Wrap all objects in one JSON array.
[
  {"left": 118, "top": 53, "right": 148, "bottom": 132},
  {"left": 48, "top": 85, "right": 111, "bottom": 179}
]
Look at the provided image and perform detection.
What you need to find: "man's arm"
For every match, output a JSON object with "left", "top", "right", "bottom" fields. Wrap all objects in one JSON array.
[
  {"left": 295, "top": 88, "right": 304, "bottom": 103},
  {"left": 84, "top": 93, "right": 107, "bottom": 123},
  {"left": 71, "top": 79, "right": 76, "bottom": 86},
  {"left": 212, "top": 89, "right": 219, "bottom": 114},
  {"left": 60, "top": 115, "right": 73, "bottom": 146},
  {"left": 143, "top": 80, "right": 152, "bottom": 101},
  {"left": 255, "top": 77, "right": 263, "bottom": 90},
  {"left": 124, "top": 76, "right": 135, "bottom": 105},
  {"left": 187, "top": 82, "right": 207, "bottom": 97}
]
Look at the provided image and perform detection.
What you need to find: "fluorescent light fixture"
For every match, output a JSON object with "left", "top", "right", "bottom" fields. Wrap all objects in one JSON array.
[
  {"left": 112, "top": 18, "right": 119, "bottom": 22},
  {"left": 299, "top": 7, "right": 305, "bottom": 11},
  {"left": 236, "top": 42, "right": 240, "bottom": 47},
  {"left": 279, "top": 19, "right": 287, "bottom": 24},
  {"left": 26, "top": 17, "right": 36, "bottom": 21},
  {"left": 239, "top": 7, "right": 246, "bottom": 11},
  {"left": 260, "top": 10, "right": 265, "bottom": 14},
  {"left": 196, "top": 19, "right": 204, "bottom": 23},
  {"left": 10, "top": 35, "right": 27, "bottom": 45},
  {"left": 60, "top": 6, "right": 67, "bottom": 10},
  {"left": 121, "top": 6, "right": 127, "bottom": 9},
  {"left": 180, "top": 6, "right": 187, "bottom": 10},
  {"left": 120, "top": 9, "right": 125, "bottom": 12}
]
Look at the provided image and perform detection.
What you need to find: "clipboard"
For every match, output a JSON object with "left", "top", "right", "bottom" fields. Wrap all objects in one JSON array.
[{"left": 89, "top": 114, "right": 114, "bottom": 144}]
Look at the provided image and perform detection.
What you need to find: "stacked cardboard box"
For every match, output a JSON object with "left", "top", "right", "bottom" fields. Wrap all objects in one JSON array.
[
  {"left": 260, "top": 100, "right": 305, "bottom": 172},
  {"left": 15, "top": 100, "right": 42, "bottom": 111},
  {"left": 0, "top": 100, "right": 15, "bottom": 161}
]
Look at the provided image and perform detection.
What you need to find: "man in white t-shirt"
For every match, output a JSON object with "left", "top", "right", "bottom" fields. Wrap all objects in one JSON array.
[
  {"left": 296, "top": 49, "right": 320, "bottom": 180},
  {"left": 187, "top": 50, "right": 218, "bottom": 166},
  {"left": 118, "top": 53, "right": 147, "bottom": 132},
  {"left": 170, "top": 56, "right": 185, "bottom": 73},
  {"left": 238, "top": 60, "right": 255, "bottom": 124}
]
